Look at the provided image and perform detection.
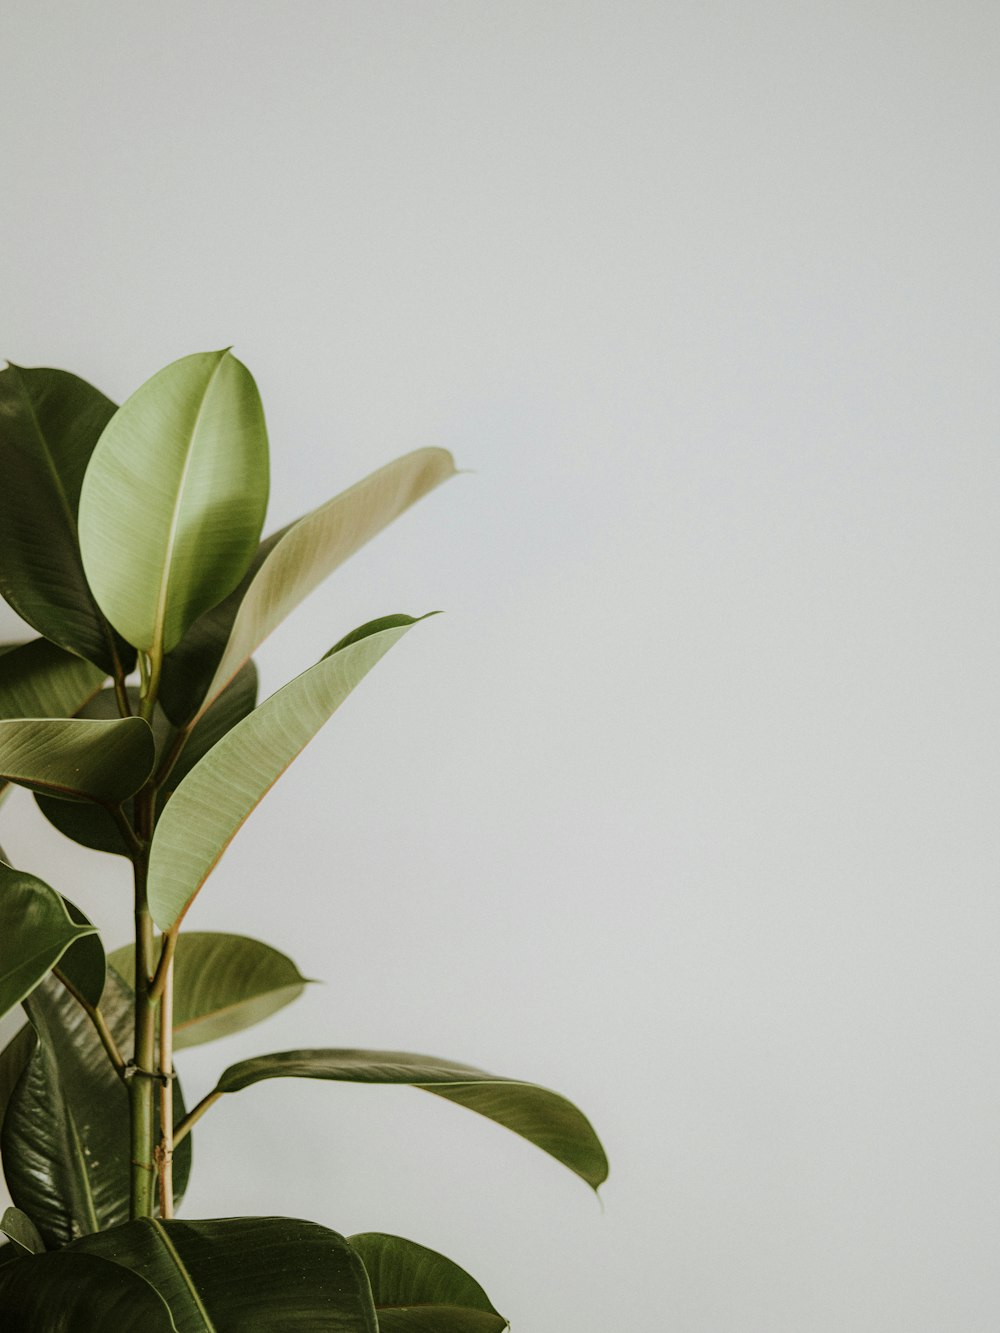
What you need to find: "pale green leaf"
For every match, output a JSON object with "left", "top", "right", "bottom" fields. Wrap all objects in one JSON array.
[
  {"left": 0, "top": 715, "right": 154, "bottom": 803},
  {"left": 148, "top": 617, "right": 421, "bottom": 930},
  {"left": 212, "top": 1048, "right": 609, "bottom": 1190},
  {"left": 78, "top": 349, "right": 269, "bottom": 655},
  {"left": 0, "top": 862, "right": 97, "bottom": 1024}
]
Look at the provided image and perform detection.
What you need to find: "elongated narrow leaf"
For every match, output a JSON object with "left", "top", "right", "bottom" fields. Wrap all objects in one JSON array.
[
  {"left": 0, "top": 638, "right": 104, "bottom": 721},
  {"left": 161, "top": 448, "right": 455, "bottom": 725},
  {"left": 2, "top": 973, "right": 192, "bottom": 1248},
  {"left": 74, "top": 1216, "right": 377, "bottom": 1332},
  {"left": 0, "top": 862, "right": 97, "bottom": 1023},
  {"left": 212, "top": 1049, "right": 608, "bottom": 1190},
  {"left": 1, "top": 1206, "right": 44, "bottom": 1255},
  {"left": 0, "top": 364, "right": 133, "bottom": 675},
  {"left": 0, "top": 715, "right": 154, "bottom": 803},
  {"left": 148, "top": 617, "right": 421, "bottom": 930},
  {"left": 79, "top": 349, "right": 269, "bottom": 656},
  {"left": 108, "top": 931, "right": 308, "bottom": 1049},
  {"left": 0, "top": 1250, "right": 178, "bottom": 1330},
  {"left": 349, "top": 1233, "right": 508, "bottom": 1332}
]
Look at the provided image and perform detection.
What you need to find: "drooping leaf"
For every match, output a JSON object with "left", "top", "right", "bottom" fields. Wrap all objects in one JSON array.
[
  {"left": 1, "top": 972, "right": 192, "bottom": 1248},
  {"left": 159, "top": 447, "right": 455, "bottom": 725},
  {"left": 0, "top": 1206, "right": 45, "bottom": 1255},
  {"left": 57, "top": 897, "right": 106, "bottom": 1008},
  {"left": 0, "top": 638, "right": 104, "bottom": 721},
  {"left": 349, "top": 1233, "right": 508, "bottom": 1332},
  {"left": 211, "top": 1049, "right": 608, "bottom": 1190},
  {"left": 73, "top": 1216, "right": 378, "bottom": 1332},
  {"left": 108, "top": 931, "right": 308, "bottom": 1049},
  {"left": 0, "top": 715, "right": 154, "bottom": 803},
  {"left": 148, "top": 616, "right": 422, "bottom": 930},
  {"left": 0, "top": 1249, "right": 178, "bottom": 1330},
  {"left": 78, "top": 349, "right": 270, "bottom": 656},
  {"left": 0, "top": 862, "right": 97, "bottom": 1024},
  {"left": 0, "top": 364, "right": 134, "bottom": 676}
]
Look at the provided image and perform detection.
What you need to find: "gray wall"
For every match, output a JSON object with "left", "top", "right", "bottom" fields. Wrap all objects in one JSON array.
[{"left": 3, "top": 3, "right": 999, "bottom": 1328}]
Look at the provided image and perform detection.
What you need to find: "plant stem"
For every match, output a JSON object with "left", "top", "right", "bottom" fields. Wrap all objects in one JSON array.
[
  {"left": 157, "top": 953, "right": 175, "bottom": 1218},
  {"left": 52, "top": 967, "right": 127, "bottom": 1078},
  {"left": 173, "top": 1089, "right": 223, "bottom": 1146},
  {"left": 129, "top": 793, "right": 158, "bottom": 1220}
]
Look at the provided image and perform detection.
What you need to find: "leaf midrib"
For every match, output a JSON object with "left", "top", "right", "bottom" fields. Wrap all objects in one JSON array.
[{"left": 146, "top": 1219, "right": 217, "bottom": 1331}]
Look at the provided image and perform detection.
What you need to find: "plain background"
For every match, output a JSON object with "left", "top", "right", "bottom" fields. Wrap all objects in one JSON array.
[{"left": 2, "top": 3, "right": 1000, "bottom": 1328}]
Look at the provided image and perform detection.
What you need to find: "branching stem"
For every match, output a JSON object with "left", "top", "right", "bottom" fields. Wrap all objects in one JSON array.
[{"left": 173, "top": 1090, "right": 223, "bottom": 1147}]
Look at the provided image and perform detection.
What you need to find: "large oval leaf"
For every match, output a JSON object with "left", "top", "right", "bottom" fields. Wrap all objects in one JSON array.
[
  {"left": 0, "top": 638, "right": 104, "bottom": 721},
  {"left": 159, "top": 447, "right": 455, "bottom": 725},
  {"left": 0, "top": 862, "right": 97, "bottom": 1024},
  {"left": 107, "top": 931, "right": 308, "bottom": 1049},
  {"left": 148, "top": 616, "right": 421, "bottom": 930},
  {"left": 0, "top": 716, "right": 154, "bottom": 803},
  {"left": 0, "top": 364, "right": 133, "bottom": 675},
  {"left": 349, "top": 1233, "right": 508, "bottom": 1332},
  {"left": 1, "top": 973, "right": 192, "bottom": 1248},
  {"left": 0, "top": 1250, "right": 177, "bottom": 1330},
  {"left": 73, "top": 1216, "right": 377, "bottom": 1332},
  {"left": 211, "top": 1049, "right": 608, "bottom": 1190},
  {"left": 78, "top": 349, "right": 270, "bottom": 655}
]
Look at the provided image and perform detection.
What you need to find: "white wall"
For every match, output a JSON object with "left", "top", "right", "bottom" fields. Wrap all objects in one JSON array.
[{"left": 3, "top": 2, "right": 999, "bottom": 1328}]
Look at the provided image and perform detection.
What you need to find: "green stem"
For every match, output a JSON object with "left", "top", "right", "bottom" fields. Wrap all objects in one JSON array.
[
  {"left": 52, "top": 967, "right": 127, "bottom": 1077},
  {"left": 129, "top": 793, "right": 158, "bottom": 1220},
  {"left": 173, "top": 1089, "right": 223, "bottom": 1147}
]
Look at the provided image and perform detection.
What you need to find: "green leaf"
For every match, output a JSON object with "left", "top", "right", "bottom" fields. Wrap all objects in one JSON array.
[
  {"left": 1, "top": 973, "right": 192, "bottom": 1248},
  {"left": 0, "top": 1250, "right": 178, "bottom": 1330},
  {"left": 163, "top": 662, "right": 258, "bottom": 790},
  {"left": 57, "top": 897, "right": 106, "bottom": 1008},
  {"left": 108, "top": 931, "right": 308, "bottom": 1049},
  {"left": 0, "top": 1026, "right": 34, "bottom": 1124},
  {"left": 73, "top": 1216, "right": 378, "bottom": 1331},
  {"left": 0, "top": 715, "right": 154, "bottom": 803},
  {"left": 0, "top": 862, "right": 97, "bottom": 1023},
  {"left": 148, "top": 616, "right": 422, "bottom": 930},
  {"left": 0, "top": 638, "right": 104, "bottom": 721},
  {"left": 78, "top": 349, "right": 270, "bottom": 656},
  {"left": 349, "top": 1233, "right": 508, "bottom": 1332},
  {"left": 212, "top": 1049, "right": 609, "bottom": 1190},
  {"left": 1, "top": 1206, "right": 45, "bottom": 1256},
  {"left": 0, "top": 364, "right": 134, "bottom": 676},
  {"left": 160, "top": 447, "right": 455, "bottom": 725}
]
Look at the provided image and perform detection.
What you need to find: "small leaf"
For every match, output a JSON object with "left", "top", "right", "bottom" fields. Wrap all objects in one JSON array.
[
  {"left": 57, "top": 897, "right": 106, "bottom": 1008},
  {"left": 159, "top": 447, "right": 456, "bottom": 725},
  {"left": 350, "top": 1232, "right": 508, "bottom": 1332},
  {"left": 108, "top": 931, "right": 308, "bottom": 1049},
  {"left": 0, "top": 364, "right": 134, "bottom": 675},
  {"left": 1, "top": 1206, "right": 45, "bottom": 1256},
  {"left": 0, "top": 715, "right": 154, "bottom": 803},
  {"left": 78, "top": 349, "right": 270, "bottom": 656},
  {"left": 148, "top": 616, "right": 422, "bottom": 930},
  {"left": 212, "top": 1049, "right": 609, "bottom": 1190},
  {"left": 0, "top": 638, "right": 104, "bottom": 721},
  {"left": 73, "top": 1216, "right": 378, "bottom": 1331},
  {"left": 0, "top": 862, "right": 97, "bottom": 1023},
  {"left": 0, "top": 1250, "right": 178, "bottom": 1329}
]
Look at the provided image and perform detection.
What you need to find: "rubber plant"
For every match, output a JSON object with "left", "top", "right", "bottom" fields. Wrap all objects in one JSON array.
[{"left": 0, "top": 351, "right": 608, "bottom": 1328}]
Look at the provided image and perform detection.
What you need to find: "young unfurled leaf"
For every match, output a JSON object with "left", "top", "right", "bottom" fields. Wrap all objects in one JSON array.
[
  {"left": 148, "top": 616, "right": 423, "bottom": 930},
  {"left": 0, "top": 364, "right": 133, "bottom": 676},
  {"left": 350, "top": 1232, "right": 508, "bottom": 1332},
  {"left": 78, "top": 349, "right": 269, "bottom": 656}
]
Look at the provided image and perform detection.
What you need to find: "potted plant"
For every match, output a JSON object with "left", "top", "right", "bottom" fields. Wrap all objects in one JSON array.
[{"left": 0, "top": 349, "right": 607, "bottom": 1328}]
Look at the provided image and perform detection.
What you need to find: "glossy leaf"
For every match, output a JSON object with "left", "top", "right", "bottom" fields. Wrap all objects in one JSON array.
[
  {"left": 0, "top": 1250, "right": 178, "bottom": 1330},
  {"left": 74, "top": 1216, "right": 378, "bottom": 1331},
  {"left": 162, "top": 447, "right": 455, "bottom": 726},
  {"left": 0, "top": 715, "right": 154, "bottom": 803},
  {"left": 1, "top": 973, "right": 192, "bottom": 1248},
  {"left": 148, "top": 616, "right": 421, "bottom": 930},
  {"left": 0, "top": 638, "right": 104, "bottom": 721},
  {"left": 1, "top": 1206, "right": 45, "bottom": 1256},
  {"left": 212, "top": 1049, "right": 609, "bottom": 1190},
  {"left": 108, "top": 931, "right": 308, "bottom": 1049},
  {"left": 0, "top": 862, "right": 97, "bottom": 1023},
  {"left": 0, "top": 364, "right": 133, "bottom": 675},
  {"left": 78, "top": 349, "right": 269, "bottom": 656},
  {"left": 0, "top": 1026, "right": 34, "bottom": 1124},
  {"left": 349, "top": 1233, "right": 508, "bottom": 1332},
  {"left": 57, "top": 897, "right": 106, "bottom": 1008}
]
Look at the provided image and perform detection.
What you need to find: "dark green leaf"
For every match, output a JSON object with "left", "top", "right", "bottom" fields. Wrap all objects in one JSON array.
[
  {"left": 0, "top": 364, "right": 134, "bottom": 675},
  {"left": 0, "top": 862, "right": 97, "bottom": 1023},
  {"left": 57, "top": 898, "right": 106, "bottom": 1008},
  {"left": 212, "top": 1049, "right": 609, "bottom": 1190},
  {"left": 1, "top": 1206, "right": 45, "bottom": 1255},
  {"left": 74, "top": 1216, "right": 378, "bottom": 1331},
  {"left": 350, "top": 1233, "right": 508, "bottom": 1332},
  {"left": 163, "top": 661, "right": 258, "bottom": 791},
  {"left": 0, "top": 1250, "right": 177, "bottom": 1330},
  {"left": 108, "top": 931, "right": 307, "bottom": 1049},
  {"left": 0, "top": 638, "right": 104, "bottom": 721},
  {"left": 78, "top": 350, "right": 270, "bottom": 656},
  {"left": 1, "top": 973, "right": 192, "bottom": 1248},
  {"left": 0, "top": 715, "right": 154, "bottom": 803}
]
